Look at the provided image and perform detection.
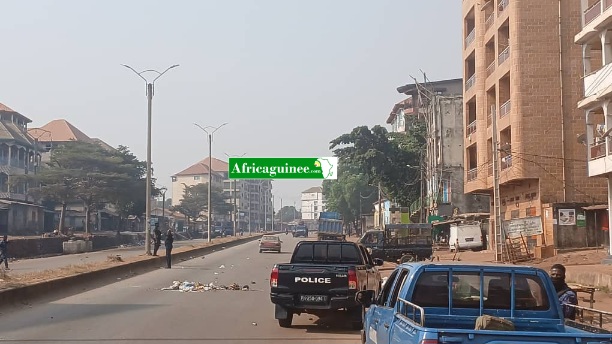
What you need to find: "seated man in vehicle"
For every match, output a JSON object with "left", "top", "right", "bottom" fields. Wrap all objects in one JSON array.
[{"left": 549, "top": 264, "right": 578, "bottom": 320}]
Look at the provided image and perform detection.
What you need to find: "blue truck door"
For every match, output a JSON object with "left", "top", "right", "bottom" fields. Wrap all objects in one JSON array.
[{"left": 369, "top": 268, "right": 409, "bottom": 344}]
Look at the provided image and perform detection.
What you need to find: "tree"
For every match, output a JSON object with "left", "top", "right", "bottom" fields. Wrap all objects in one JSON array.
[
  {"left": 275, "top": 206, "right": 301, "bottom": 222},
  {"left": 328, "top": 125, "right": 424, "bottom": 207},
  {"left": 22, "top": 142, "right": 151, "bottom": 233},
  {"left": 171, "top": 183, "right": 232, "bottom": 228}
]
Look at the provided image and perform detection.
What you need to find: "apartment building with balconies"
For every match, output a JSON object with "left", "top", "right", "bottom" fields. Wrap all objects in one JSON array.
[
  {"left": 576, "top": 0, "right": 612, "bottom": 257},
  {"left": 171, "top": 158, "right": 273, "bottom": 231},
  {"left": 463, "top": 0, "right": 607, "bottom": 255}
]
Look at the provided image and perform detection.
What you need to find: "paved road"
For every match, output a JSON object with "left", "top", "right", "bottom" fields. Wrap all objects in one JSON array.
[
  {"left": 0, "top": 233, "right": 360, "bottom": 343},
  {"left": 8, "top": 237, "right": 250, "bottom": 275}
]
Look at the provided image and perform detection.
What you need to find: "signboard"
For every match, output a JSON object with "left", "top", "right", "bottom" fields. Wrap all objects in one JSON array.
[
  {"left": 558, "top": 209, "right": 576, "bottom": 226},
  {"left": 502, "top": 216, "right": 543, "bottom": 238}
]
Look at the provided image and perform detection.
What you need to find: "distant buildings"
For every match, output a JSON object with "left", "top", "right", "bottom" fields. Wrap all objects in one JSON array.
[{"left": 301, "top": 186, "right": 325, "bottom": 221}]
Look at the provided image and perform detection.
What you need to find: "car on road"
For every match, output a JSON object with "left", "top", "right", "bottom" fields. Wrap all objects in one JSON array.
[
  {"left": 259, "top": 235, "right": 282, "bottom": 253},
  {"left": 270, "top": 240, "right": 383, "bottom": 329}
]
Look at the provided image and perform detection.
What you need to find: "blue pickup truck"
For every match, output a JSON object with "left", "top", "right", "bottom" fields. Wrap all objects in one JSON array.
[{"left": 356, "top": 262, "right": 612, "bottom": 344}]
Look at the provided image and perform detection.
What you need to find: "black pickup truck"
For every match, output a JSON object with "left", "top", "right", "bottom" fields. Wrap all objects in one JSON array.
[{"left": 270, "top": 240, "right": 383, "bottom": 329}]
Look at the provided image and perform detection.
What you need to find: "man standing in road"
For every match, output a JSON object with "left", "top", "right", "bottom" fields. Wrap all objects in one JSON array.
[
  {"left": 165, "top": 229, "right": 174, "bottom": 269},
  {"left": 550, "top": 264, "right": 578, "bottom": 320},
  {"left": 0, "top": 235, "right": 9, "bottom": 270},
  {"left": 153, "top": 223, "right": 162, "bottom": 256}
]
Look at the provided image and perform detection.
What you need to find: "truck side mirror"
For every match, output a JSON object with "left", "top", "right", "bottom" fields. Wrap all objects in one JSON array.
[
  {"left": 356, "top": 290, "right": 375, "bottom": 307},
  {"left": 374, "top": 258, "right": 384, "bottom": 266}
]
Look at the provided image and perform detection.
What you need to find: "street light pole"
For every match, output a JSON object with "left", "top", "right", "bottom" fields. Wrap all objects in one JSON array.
[
  {"left": 122, "top": 64, "right": 179, "bottom": 255},
  {"left": 194, "top": 123, "right": 228, "bottom": 243},
  {"left": 160, "top": 187, "right": 167, "bottom": 231},
  {"left": 225, "top": 152, "right": 246, "bottom": 237}
]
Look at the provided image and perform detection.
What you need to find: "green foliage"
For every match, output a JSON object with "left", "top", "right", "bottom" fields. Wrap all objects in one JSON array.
[
  {"left": 326, "top": 123, "right": 426, "bottom": 214},
  {"left": 21, "top": 141, "right": 151, "bottom": 232},
  {"left": 276, "top": 206, "right": 301, "bottom": 222},
  {"left": 171, "top": 183, "right": 232, "bottom": 223}
]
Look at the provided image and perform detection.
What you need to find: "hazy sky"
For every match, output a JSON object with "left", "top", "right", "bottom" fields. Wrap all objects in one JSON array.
[{"left": 0, "top": 0, "right": 461, "bottom": 209}]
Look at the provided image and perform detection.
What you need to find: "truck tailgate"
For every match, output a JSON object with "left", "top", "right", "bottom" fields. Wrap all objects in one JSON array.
[
  {"left": 391, "top": 315, "right": 612, "bottom": 344},
  {"left": 276, "top": 264, "right": 350, "bottom": 294}
]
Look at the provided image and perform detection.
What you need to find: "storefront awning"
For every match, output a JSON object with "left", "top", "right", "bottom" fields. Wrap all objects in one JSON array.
[{"left": 583, "top": 204, "right": 608, "bottom": 210}]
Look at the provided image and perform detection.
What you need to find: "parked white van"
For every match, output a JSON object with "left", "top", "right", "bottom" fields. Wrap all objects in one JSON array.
[{"left": 449, "top": 223, "right": 483, "bottom": 252}]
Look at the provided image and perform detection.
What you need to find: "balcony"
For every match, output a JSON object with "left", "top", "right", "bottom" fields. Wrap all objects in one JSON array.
[
  {"left": 486, "top": 61, "right": 495, "bottom": 77},
  {"left": 498, "top": 46, "right": 510, "bottom": 65},
  {"left": 587, "top": 137, "right": 612, "bottom": 177},
  {"left": 501, "top": 155, "right": 512, "bottom": 170},
  {"left": 485, "top": 12, "right": 495, "bottom": 30},
  {"left": 498, "top": 0, "right": 509, "bottom": 16},
  {"left": 467, "top": 168, "right": 478, "bottom": 182},
  {"left": 500, "top": 100, "right": 511, "bottom": 117},
  {"left": 581, "top": 63, "right": 612, "bottom": 109},
  {"left": 591, "top": 141, "right": 606, "bottom": 160},
  {"left": 585, "top": 1, "right": 603, "bottom": 25},
  {"left": 465, "top": 74, "right": 476, "bottom": 91},
  {"left": 466, "top": 120, "right": 477, "bottom": 137},
  {"left": 465, "top": 28, "right": 476, "bottom": 48}
]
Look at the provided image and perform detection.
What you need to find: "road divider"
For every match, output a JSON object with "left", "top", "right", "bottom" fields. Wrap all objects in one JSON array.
[{"left": 0, "top": 233, "right": 280, "bottom": 309}]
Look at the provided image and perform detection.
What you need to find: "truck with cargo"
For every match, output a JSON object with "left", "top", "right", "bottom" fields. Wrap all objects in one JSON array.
[
  {"left": 317, "top": 211, "right": 345, "bottom": 241},
  {"left": 356, "top": 262, "right": 612, "bottom": 344},
  {"left": 358, "top": 223, "right": 433, "bottom": 263}
]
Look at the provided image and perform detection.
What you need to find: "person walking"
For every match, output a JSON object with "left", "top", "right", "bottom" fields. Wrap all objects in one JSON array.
[
  {"left": 165, "top": 229, "right": 174, "bottom": 269},
  {"left": 153, "top": 223, "right": 162, "bottom": 256},
  {"left": 0, "top": 235, "right": 9, "bottom": 270}
]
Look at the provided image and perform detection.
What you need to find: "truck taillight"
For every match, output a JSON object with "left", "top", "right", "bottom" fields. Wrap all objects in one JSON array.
[
  {"left": 270, "top": 266, "right": 279, "bottom": 288},
  {"left": 348, "top": 268, "right": 357, "bottom": 290}
]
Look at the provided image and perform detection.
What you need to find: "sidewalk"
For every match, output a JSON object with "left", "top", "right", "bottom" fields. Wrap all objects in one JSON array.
[{"left": 5, "top": 238, "right": 215, "bottom": 275}]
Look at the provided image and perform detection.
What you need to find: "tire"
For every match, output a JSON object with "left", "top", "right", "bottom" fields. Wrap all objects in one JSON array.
[
  {"left": 350, "top": 306, "right": 364, "bottom": 330},
  {"left": 360, "top": 329, "right": 366, "bottom": 344},
  {"left": 259, "top": 249, "right": 262, "bottom": 253},
  {"left": 278, "top": 312, "right": 293, "bottom": 328}
]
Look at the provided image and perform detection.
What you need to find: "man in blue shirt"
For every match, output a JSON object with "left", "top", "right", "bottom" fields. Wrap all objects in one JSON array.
[{"left": 550, "top": 264, "right": 578, "bottom": 320}]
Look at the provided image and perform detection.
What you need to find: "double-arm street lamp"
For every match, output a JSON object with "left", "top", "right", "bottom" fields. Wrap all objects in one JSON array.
[
  {"left": 194, "top": 123, "right": 228, "bottom": 242},
  {"left": 123, "top": 64, "right": 179, "bottom": 255},
  {"left": 225, "top": 152, "right": 246, "bottom": 236}
]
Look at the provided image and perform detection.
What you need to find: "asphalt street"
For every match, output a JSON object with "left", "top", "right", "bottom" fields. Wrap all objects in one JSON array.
[{"left": 0, "top": 233, "right": 361, "bottom": 344}]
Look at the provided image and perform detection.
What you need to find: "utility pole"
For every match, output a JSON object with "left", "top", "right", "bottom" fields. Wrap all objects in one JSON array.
[
  {"left": 225, "top": 152, "right": 246, "bottom": 237},
  {"left": 419, "top": 150, "right": 425, "bottom": 223},
  {"left": 122, "top": 64, "right": 179, "bottom": 255},
  {"left": 491, "top": 104, "right": 504, "bottom": 262},
  {"left": 280, "top": 197, "right": 283, "bottom": 230},
  {"left": 194, "top": 122, "right": 228, "bottom": 242},
  {"left": 378, "top": 181, "right": 383, "bottom": 231},
  {"left": 248, "top": 182, "right": 252, "bottom": 235},
  {"left": 272, "top": 194, "right": 275, "bottom": 232}
]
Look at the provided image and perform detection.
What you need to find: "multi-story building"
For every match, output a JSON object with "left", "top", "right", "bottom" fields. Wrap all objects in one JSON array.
[
  {"left": 301, "top": 186, "right": 325, "bottom": 222},
  {"left": 28, "top": 119, "right": 118, "bottom": 231},
  {"left": 172, "top": 157, "right": 273, "bottom": 231},
  {"left": 463, "top": 0, "right": 607, "bottom": 257},
  {"left": 395, "top": 78, "right": 489, "bottom": 221},
  {"left": 0, "top": 104, "right": 49, "bottom": 234},
  {"left": 386, "top": 98, "right": 415, "bottom": 134},
  {"left": 575, "top": 0, "right": 612, "bottom": 256}
]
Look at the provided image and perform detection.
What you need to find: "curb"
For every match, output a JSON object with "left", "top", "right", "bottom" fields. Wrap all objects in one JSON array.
[{"left": 0, "top": 233, "right": 271, "bottom": 309}]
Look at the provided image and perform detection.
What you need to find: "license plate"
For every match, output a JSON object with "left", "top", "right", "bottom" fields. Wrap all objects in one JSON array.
[
  {"left": 465, "top": 238, "right": 474, "bottom": 242},
  {"left": 300, "top": 295, "right": 327, "bottom": 303}
]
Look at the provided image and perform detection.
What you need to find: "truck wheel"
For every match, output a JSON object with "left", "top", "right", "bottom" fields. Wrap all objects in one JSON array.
[
  {"left": 350, "top": 306, "right": 364, "bottom": 330},
  {"left": 259, "top": 249, "right": 262, "bottom": 253},
  {"left": 278, "top": 313, "right": 293, "bottom": 328},
  {"left": 360, "top": 329, "right": 366, "bottom": 344}
]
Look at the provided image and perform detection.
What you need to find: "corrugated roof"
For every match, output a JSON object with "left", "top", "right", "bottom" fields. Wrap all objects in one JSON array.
[{"left": 0, "top": 102, "right": 32, "bottom": 123}]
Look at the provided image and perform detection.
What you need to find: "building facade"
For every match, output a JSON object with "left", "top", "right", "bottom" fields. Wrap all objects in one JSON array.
[
  {"left": 395, "top": 78, "right": 489, "bottom": 221},
  {"left": 463, "top": 0, "right": 607, "bottom": 257},
  {"left": 576, "top": 0, "right": 612, "bottom": 256},
  {"left": 172, "top": 157, "right": 273, "bottom": 231},
  {"left": 301, "top": 186, "right": 325, "bottom": 221}
]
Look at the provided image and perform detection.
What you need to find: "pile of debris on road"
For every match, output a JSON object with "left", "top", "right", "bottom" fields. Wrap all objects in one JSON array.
[{"left": 161, "top": 280, "right": 253, "bottom": 292}]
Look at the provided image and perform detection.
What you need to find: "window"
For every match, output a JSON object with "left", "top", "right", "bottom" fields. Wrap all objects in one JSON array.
[
  {"left": 358, "top": 245, "right": 374, "bottom": 266},
  {"left": 171, "top": 177, "right": 177, "bottom": 182},
  {"left": 377, "top": 269, "right": 399, "bottom": 305},
  {"left": 194, "top": 176, "right": 200, "bottom": 181},
  {"left": 511, "top": 210, "right": 519, "bottom": 219},
  {"left": 413, "top": 271, "right": 449, "bottom": 307},
  {"left": 526, "top": 207, "right": 537, "bottom": 217},
  {"left": 388, "top": 269, "right": 410, "bottom": 308},
  {"left": 292, "top": 243, "right": 360, "bottom": 264},
  {"left": 451, "top": 272, "right": 481, "bottom": 308}
]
